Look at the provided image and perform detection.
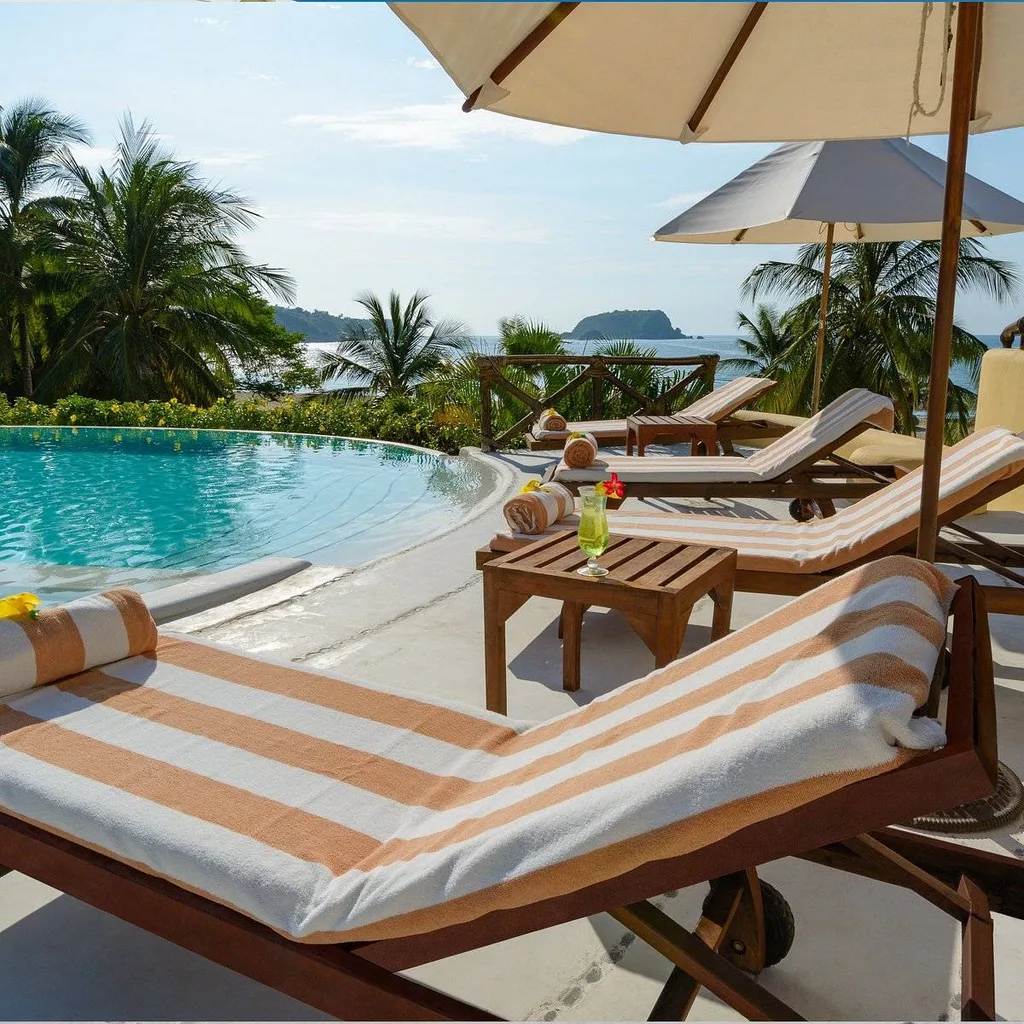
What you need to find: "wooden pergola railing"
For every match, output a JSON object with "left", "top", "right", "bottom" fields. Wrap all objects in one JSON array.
[{"left": 475, "top": 353, "right": 720, "bottom": 450}]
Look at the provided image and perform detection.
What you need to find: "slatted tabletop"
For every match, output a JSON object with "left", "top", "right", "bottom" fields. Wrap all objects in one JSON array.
[
  {"left": 490, "top": 532, "right": 733, "bottom": 594},
  {"left": 625, "top": 414, "right": 719, "bottom": 457},
  {"left": 482, "top": 532, "right": 737, "bottom": 713}
]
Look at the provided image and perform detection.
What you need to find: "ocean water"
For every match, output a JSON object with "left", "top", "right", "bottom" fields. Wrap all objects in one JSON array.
[{"left": 305, "top": 333, "right": 998, "bottom": 392}]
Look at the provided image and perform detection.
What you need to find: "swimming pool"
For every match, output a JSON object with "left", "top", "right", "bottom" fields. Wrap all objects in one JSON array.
[{"left": 0, "top": 426, "right": 496, "bottom": 603}]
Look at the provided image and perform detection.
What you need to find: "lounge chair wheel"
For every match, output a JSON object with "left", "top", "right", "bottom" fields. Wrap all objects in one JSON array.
[
  {"left": 788, "top": 498, "right": 816, "bottom": 522},
  {"left": 758, "top": 880, "right": 796, "bottom": 968}
]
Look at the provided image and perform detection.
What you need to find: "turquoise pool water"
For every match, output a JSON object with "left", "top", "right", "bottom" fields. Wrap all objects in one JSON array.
[{"left": 0, "top": 426, "right": 492, "bottom": 603}]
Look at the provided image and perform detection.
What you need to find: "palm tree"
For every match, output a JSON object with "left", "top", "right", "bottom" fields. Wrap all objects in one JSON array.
[
  {"left": 742, "top": 240, "right": 1018, "bottom": 439},
  {"left": 39, "top": 116, "right": 294, "bottom": 403},
  {"left": 0, "top": 97, "right": 89, "bottom": 395},
  {"left": 721, "top": 304, "right": 816, "bottom": 414},
  {"left": 319, "top": 290, "right": 468, "bottom": 397}
]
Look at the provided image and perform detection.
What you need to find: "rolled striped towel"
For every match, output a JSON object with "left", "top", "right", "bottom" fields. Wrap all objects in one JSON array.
[
  {"left": 537, "top": 408, "right": 567, "bottom": 432},
  {"left": 563, "top": 431, "right": 599, "bottom": 469},
  {"left": 504, "top": 481, "right": 576, "bottom": 534},
  {"left": 0, "top": 588, "right": 158, "bottom": 697}
]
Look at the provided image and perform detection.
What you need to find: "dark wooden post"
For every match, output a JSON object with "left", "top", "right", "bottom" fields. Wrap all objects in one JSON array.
[
  {"left": 591, "top": 357, "right": 604, "bottom": 419},
  {"left": 917, "top": 1, "right": 982, "bottom": 561},
  {"left": 478, "top": 359, "right": 494, "bottom": 451}
]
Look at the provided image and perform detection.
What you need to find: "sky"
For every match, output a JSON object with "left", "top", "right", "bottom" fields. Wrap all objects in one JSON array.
[{"left": 5, "top": 1, "right": 1024, "bottom": 336}]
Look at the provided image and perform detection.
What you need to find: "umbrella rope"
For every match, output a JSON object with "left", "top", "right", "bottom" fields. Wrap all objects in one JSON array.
[{"left": 906, "top": 1, "right": 956, "bottom": 140}]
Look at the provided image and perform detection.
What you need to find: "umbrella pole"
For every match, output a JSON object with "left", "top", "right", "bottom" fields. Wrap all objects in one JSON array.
[
  {"left": 811, "top": 223, "right": 835, "bottom": 413},
  {"left": 916, "top": 1, "right": 983, "bottom": 562}
]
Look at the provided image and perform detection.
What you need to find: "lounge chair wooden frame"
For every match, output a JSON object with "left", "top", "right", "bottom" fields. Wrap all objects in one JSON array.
[
  {"left": 521, "top": 376, "right": 778, "bottom": 452},
  {"left": 525, "top": 411, "right": 792, "bottom": 453},
  {"left": 546, "top": 420, "right": 899, "bottom": 509},
  {"left": 0, "top": 581, "right": 1018, "bottom": 1020}
]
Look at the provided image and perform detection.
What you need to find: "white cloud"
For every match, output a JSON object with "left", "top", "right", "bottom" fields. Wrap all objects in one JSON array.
[
  {"left": 243, "top": 70, "right": 283, "bottom": 84},
  {"left": 66, "top": 144, "right": 115, "bottom": 169},
  {"left": 295, "top": 209, "right": 549, "bottom": 245},
  {"left": 287, "top": 103, "right": 585, "bottom": 150},
  {"left": 651, "top": 190, "right": 712, "bottom": 211},
  {"left": 405, "top": 56, "right": 441, "bottom": 71},
  {"left": 193, "top": 16, "right": 228, "bottom": 29},
  {"left": 193, "top": 151, "right": 265, "bottom": 167}
]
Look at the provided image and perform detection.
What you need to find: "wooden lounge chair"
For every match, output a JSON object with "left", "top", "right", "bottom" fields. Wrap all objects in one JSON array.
[
  {"left": 483, "top": 427, "right": 1024, "bottom": 616},
  {"left": 550, "top": 388, "right": 899, "bottom": 510},
  {"left": 526, "top": 375, "right": 779, "bottom": 451},
  {"left": 0, "top": 560, "right": 1020, "bottom": 1020}
]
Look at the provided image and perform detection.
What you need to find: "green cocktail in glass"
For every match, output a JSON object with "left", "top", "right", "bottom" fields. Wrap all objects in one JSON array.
[{"left": 576, "top": 485, "right": 609, "bottom": 576}]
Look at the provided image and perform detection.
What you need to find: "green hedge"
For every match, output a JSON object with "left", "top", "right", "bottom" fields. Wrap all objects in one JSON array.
[{"left": 0, "top": 394, "right": 480, "bottom": 455}]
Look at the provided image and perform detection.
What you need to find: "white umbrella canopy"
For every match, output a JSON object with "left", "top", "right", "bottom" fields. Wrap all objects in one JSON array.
[
  {"left": 390, "top": 2, "right": 1018, "bottom": 563},
  {"left": 652, "top": 138, "right": 1024, "bottom": 245},
  {"left": 653, "top": 136, "right": 1024, "bottom": 411},
  {"left": 389, "top": 2, "right": 1024, "bottom": 142}
]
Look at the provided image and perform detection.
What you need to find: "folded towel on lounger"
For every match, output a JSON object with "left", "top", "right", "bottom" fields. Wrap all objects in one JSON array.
[
  {"left": 503, "top": 481, "right": 575, "bottom": 534},
  {"left": 562, "top": 432, "right": 599, "bottom": 468},
  {"left": 0, "top": 588, "right": 157, "bottom": 697}
]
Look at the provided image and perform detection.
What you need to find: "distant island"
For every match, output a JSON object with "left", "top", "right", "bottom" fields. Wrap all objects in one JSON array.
[
  {"left": 562, "top": 309, "right": 691, "bottom": 341},
  {"left": 273, "top": 305, "right": 369, "bottom": 343}
]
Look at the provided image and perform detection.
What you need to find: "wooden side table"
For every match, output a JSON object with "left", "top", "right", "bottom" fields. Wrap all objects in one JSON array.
[
  {"left": 625, "top": 414, "right": 719, "bottom": 456},
  {"left": 482, "top": 533, "right": 736, "bottom": 714}
]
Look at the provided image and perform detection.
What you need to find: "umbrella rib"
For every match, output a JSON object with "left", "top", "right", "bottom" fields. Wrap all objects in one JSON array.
[
  {"left": 685, "top": 1, "right": 769, "bottom": 135},
  {"left": 969, "top": 218, "right": 988, "bottom": 234},
  {"left": 462, "top": 2, "right": 580, "bottom": 112}
]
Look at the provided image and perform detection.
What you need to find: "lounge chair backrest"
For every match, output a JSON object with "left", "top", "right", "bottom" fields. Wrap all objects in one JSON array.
[
  {"left": 747, "top": 389, "right": 894, "bottom": 476},
  {"left": 683, "top": 376, "right": 776, "bottom": 422},
  {"left": 797, "top": 426, "right": 1024, "bottom": 558}
]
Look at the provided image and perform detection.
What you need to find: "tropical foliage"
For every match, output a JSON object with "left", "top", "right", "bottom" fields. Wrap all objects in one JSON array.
[
  {"left": 421, "top": 315, "right": 712, "bottom": 442},
  {"left": 0, "top": 392, "right": 478, "bottom": 455},
  {"left": 742, "top": 239, "right": 1018, "bottom": 440},
  {"left": 0, "top": 97, "right": 89, "bottom": 395},
  {"left": 319, "top": 290, "right": 468, "bottom": 397},
  {"left": 0, "top": 101, "right": 299, "bottom": 404}
]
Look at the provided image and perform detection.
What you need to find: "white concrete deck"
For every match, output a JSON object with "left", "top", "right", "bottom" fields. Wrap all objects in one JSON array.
[{"left": 3, "top": 445, "right": 1024, "bottom": 1020}]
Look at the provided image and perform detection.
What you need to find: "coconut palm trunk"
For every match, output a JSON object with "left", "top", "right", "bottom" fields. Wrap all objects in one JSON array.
[{"left": 16, "top": 308, "right": 31, "bottom": 395}]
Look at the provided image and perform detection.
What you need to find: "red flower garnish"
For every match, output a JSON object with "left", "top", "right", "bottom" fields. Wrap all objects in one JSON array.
[{"left": 597, "top": 472, "right": 625, "bottom": 499}]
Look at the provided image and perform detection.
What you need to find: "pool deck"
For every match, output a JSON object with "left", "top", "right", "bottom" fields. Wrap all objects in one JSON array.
[{"left": 3, "top": 445, "right": 1024, "bottom": 1021}]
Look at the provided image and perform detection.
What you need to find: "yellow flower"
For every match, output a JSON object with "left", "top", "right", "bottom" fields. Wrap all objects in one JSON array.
[
  {"left": 111, "top": 403, "right": 120, "bottom": 413},
  {"left": 520, "top": 479, "right": 542, "bottom": 494},
  {"left": 158, "top": 418, "right": 165, "bottom": 427},
  {"left": 69, "top": 414, "right": 77, "bottom": 423},
  {"left": 0, "top": 593, "right": 41, "bottom": 620},
  {"left": 169, "top": 398, "right": 178, "bottom": 405},
  {"left": 188, "top": 404, "right": 197, "bottom": 413}
]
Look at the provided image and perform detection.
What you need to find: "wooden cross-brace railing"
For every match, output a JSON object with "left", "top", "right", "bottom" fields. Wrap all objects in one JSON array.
[{"left": 475, "top": 353, "right": 719, "bottom": 450}]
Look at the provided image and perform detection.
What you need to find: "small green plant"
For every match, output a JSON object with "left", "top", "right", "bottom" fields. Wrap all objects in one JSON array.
[{"left": 0, "top": 393, "right": 479, "bottom": 455}]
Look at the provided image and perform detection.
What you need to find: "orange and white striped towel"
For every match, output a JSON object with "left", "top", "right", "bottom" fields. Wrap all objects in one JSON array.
[
  {"left": 532, "top": 377, "right": 776, "bottom": 440},
  {"left": 503, "top": 481, "right": 575, "bottom": 534},
  {"left": 0, "top": 588, "right": 157, "bottom": 698},
  {"left": 494, "top": 428, "right": 1024, "bottom": 575},
  {"left": 557, "top": 389, "right": 894, "bottom": 484},
  {"left": 0, "top": 556, "right": 950, "bottom": 944}
]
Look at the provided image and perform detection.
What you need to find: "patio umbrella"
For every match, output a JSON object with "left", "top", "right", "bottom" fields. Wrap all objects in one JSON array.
[
  {"left": 390, "top": 1, "right": 1021, "bottom": 563},
  {"left": 651, "top": 137, "right": 1024, "bottom": 411}
]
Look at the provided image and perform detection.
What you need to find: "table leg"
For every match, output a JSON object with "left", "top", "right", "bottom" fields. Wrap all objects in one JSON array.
[
  {"left": 562, "top": 601, "right": 584, "bottom": 691},
  {"left": 638, "top": 429, "right": 648, "bottom": 457},
  {"left": 654, "top": 603, "right": 691, "bottom": 668},
  {"left": 626, "top": 428, "right": 634, "bottom": 457},
  {"left": 710, "top": 578, "right": 735, "bottom": 641},
  {"left": 483, "top": 572, "right": 509, "bottom": 714}
]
